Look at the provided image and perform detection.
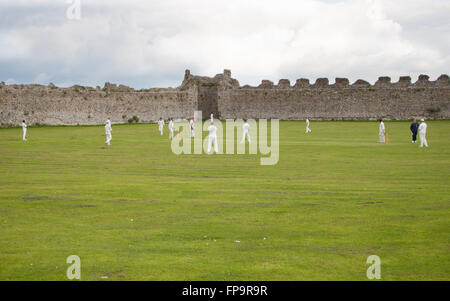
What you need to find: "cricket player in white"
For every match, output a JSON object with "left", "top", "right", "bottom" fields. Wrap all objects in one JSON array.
[
  {"left": 378, "top": 119, "right": 385, "bottom": 143},
  {"left": 158, "top": 117, "right": 164, "bottom": 136},
  {"left": 305, "top": 118, "right": 312, "bottom": 133},
  {"left": 190, "top": 117, "right": 195, "bottom": 138},
  {"left": 169, "top": 118, "right": 174, "bottom": 140},
  {"left": 21, "top": 120, "right": 27, "bottom": 141},
  {"left": 207, "top": 121, "right": 218, "bottom": 153},
  {"left": 210, "top": 112, "right": 214, "bottom": 122},
  {"left": 241, "top": 119, "right": 251, "bottom": 143},
  {"left": 419, "top": 119, "right": 428, "bottom": 147},
  {"left": 105, "top": 118, "right": 112, "bottom": 146}
]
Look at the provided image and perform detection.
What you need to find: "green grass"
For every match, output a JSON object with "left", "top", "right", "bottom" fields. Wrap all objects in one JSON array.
[{"left": 0, "top": 121, "right": 449, "bottom": 280}]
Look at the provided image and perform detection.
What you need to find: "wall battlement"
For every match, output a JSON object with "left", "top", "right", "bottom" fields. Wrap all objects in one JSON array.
[
  {"left": 0, "top": 69, "right": 449, "bottom": 125},
  {"left": 238, "top": 74, "right": 449, "bottom": 89}
]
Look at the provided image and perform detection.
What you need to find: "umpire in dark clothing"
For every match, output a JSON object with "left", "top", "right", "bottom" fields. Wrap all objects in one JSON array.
[{"left": 410, "top": 119, "right": 419, "bottom": 143}]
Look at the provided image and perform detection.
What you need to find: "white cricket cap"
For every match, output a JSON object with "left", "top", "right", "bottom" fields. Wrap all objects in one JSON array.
[{"left": 420, "top": 119, "right": 425, "bottom": 122}]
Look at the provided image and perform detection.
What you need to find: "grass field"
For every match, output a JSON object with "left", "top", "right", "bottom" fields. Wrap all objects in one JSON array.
[{"left": 0, "top": 120, "right": 449, "bottom": 280}]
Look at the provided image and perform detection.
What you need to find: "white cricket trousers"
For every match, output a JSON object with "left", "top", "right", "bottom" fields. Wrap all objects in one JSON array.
[
  {"left": 305, "top": 126, "right": 311, "bottom": 133},
  {"left": 169, "top": 129, "right": 174, "bottom": 140},
  {"left": 23, "top": 129, "right": 27, "bottom": 141},
  {"left": 207, "top": 135, "right": 218, "bottom": 153},
  {"left": 379, "top": 132, "right": 385, "bottom": 143},
  {"left": 419, "top": 132, "right": 428, "bottom": 147},
  {"left": 159, "top": 126, "right": 163, "bottom": 135},
  {"left": 106, "top": 132, "right": 112, "bottom": 145},
  {"left": 241, "top": 131, "right": 251, "bottom": 143}
]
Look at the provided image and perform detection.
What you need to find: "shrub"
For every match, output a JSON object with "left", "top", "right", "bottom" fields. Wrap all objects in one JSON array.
[
  {"left": 128, "top": 116, "right": 139, "bottom": 123},
  {"left": 426, "top": 107, "right": 441, "bottom": 113}
]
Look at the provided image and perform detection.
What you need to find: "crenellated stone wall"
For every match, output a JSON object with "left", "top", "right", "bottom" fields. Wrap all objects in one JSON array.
[
  {"left": 0, "top": 70, "right": 448, "bottom": 125},
  {"left": 218, "top": 74, "right": 450, "bottom": 120}
]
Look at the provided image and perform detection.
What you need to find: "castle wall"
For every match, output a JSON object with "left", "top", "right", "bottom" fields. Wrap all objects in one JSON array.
[
  {"left": 0, "top": 85, "right": 197, "bottom": 125},
  {"left": 218, "top": 86, "right": 449, "bottom": 120},
  {"left": 197, "top": 85, "right": 219, "bottom": 119},
  {"left": 0, "top": 71, "right": 449, "bottom": 125}
]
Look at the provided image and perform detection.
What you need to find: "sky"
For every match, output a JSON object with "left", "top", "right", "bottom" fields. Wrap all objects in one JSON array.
[{"left": 0, "top": 0, "right": 449, "bottom": 88}]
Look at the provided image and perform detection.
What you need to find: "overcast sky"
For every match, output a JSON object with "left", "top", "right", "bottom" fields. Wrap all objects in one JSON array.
[{"left": 0, "top": 0, "right": 449, "bottom": 88}]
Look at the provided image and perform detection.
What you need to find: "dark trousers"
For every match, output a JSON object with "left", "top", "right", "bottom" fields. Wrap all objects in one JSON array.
[{"left": 412, "top": 131, "right": 417, "bottom": 142}]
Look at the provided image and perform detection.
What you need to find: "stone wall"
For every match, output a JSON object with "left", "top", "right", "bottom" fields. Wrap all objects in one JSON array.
[
  {"left": 0, "top": 70, "right": 448, "bottom": 125},
  {"left": 219, "top": 84, "right": 449, "bottom": 120},
  {"left": 217, "top": 73, "right": 449, "bottom": 120},
  {"left": 0, "top": 84, "right": 197, "bottom": 125}
]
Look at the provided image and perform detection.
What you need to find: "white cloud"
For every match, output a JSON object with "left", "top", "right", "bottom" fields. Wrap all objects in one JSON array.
[
  {"left": 0, "top": 32, "right": 32, "bottom": 60},
  {"left": 0, "top": 0, "right": 449, "bottom": 87}
]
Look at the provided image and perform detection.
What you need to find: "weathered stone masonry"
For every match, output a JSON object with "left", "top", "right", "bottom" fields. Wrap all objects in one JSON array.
[{"left": 0, "top": 70, "right": 448, "bottom": 125}]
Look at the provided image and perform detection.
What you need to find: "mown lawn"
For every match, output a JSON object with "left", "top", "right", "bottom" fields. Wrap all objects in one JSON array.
[{"left": 0, "top": 120, "right": 448, "bottom": 280}]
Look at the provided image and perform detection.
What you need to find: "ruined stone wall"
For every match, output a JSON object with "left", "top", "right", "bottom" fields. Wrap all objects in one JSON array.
[
  {"left": 218, "top": 75, "right": 450, "bottom": 120},
  {"left": 197, "top": 85, "right": 219, "bottom": 119},
  {"left": 0, "top": 84, "right": 197, "bottom": 125},
  {"left": 0, "top": 71, "right": 449, "bottom": 125},
  {"left": 218, "top": 86, "right": 449, "bottom": 120}
]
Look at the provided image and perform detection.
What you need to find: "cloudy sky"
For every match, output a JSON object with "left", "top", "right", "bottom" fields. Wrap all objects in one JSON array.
[{"left": 0, "top": 0, "right": 449, "bottom": 88}]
